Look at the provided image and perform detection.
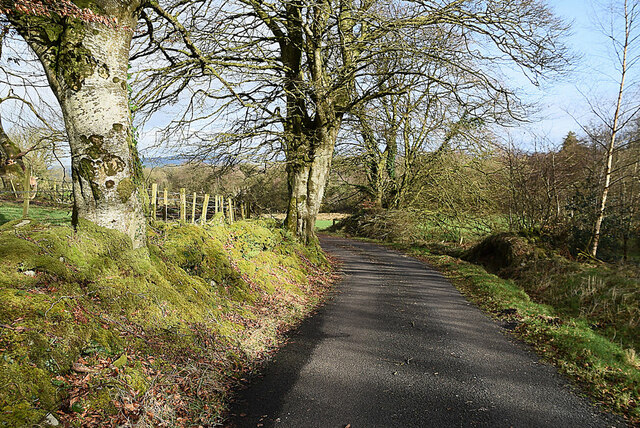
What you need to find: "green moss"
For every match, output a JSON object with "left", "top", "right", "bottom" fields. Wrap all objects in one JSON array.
[
  {"left": 0, "top": 362, "right": 57, "bottom": 426},
  {"left": 116, "top": 178, "right": 135, "bottom": 203},
  {"left": 85, "top": 388, "right": 115, "bottom": 415},
  {"left": 0, "top": 219, "right": 331, "bottom": 426},
  {"left": 122, "top": 365, "right": 148, "bottom": 394}
]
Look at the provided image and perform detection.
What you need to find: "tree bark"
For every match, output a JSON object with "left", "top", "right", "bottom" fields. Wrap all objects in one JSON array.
[
  {"left": 284, "top": 128, "right": 337, "bottom": 244},
  {"left": 12, "top": 2, "right": 147, "bottom": 247}
]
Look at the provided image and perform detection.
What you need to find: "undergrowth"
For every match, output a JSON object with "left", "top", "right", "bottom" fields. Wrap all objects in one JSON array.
[{"left": 0, "top": 217, "right": 334, "bottom": 427}]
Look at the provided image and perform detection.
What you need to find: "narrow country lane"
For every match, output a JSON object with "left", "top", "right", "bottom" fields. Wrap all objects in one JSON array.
[{"left": 227, "top": 236, "right": 626, "bottom": 428}]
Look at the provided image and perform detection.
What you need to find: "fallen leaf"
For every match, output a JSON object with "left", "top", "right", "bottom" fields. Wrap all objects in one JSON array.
[{"left": 71, "top": 363, "right": 93, "bottom": 373}]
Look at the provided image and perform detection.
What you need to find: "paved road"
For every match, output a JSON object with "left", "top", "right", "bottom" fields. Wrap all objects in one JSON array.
[{"left": 227, "top": 236, "right": 626, "bottom": 427}]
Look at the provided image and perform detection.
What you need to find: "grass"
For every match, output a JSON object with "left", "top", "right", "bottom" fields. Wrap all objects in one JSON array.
[
  {"left": 315, "top": 220, "right": 334, "bottom": 231},
  {"left": 512, "top": 259, "right": 640, "bottom": 352},
  {"left": 0, "top": 218, "right": 335, "bottom": 426},
  {"left": 0, "top": 202, "right": 71, "bottom": 226}
]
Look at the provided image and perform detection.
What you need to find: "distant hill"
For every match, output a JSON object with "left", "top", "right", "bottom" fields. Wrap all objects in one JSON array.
[{"left": 141, "top": 156, "right": 191, "bottom": 167}]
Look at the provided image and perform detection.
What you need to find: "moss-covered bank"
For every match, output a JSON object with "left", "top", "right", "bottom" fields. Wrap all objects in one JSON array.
[{"left": 0, "top": 218, "right": 334, "bottom": 427}]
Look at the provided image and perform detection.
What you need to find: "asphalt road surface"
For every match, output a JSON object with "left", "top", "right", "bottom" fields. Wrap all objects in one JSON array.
[{"left": 227, "top": 236, "right": 626, "bottom": 428}]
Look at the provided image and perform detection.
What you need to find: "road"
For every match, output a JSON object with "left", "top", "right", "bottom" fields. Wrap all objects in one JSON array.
[{"left": 227, "top": 235, "right": 626, "bottom": 427}]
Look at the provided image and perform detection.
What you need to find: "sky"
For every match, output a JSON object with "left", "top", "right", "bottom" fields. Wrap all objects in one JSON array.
[
  {"left": 514, "top": 0, "right": 634, "bottom": 146},
  {"left": 0, "top": 0, "right": 632, "bottom": 159},
  {"left": 137, "top": 0, "right": 632, "bottom": 154}
]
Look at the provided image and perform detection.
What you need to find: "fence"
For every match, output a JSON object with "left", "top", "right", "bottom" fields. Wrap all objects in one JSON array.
[
  {"left": 0, "top": 171, "right": 249, "bottom": 226},
  {"left": 146, "top": 183, "right": 249, "bottom": 224}
]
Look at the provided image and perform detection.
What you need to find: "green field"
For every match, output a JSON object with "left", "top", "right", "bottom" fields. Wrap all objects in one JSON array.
[
  {"left": 0, "top": 202, "right": 71, "bottom": 226},
  {"left": 315, "top": 219, "right": 334, "bottom": 230},
  {"left": 2, "top": 205, "right": 338, "bottom": 230}
]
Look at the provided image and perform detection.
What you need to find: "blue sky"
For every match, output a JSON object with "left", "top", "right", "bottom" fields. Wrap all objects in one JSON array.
[{"left": 517, "top": 0, "right": 635, "bottom": 146}]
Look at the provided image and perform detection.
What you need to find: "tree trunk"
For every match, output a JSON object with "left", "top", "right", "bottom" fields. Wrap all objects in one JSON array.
[
  {"left": 15, "top": 6, "right": 147, "bottom": 247},
  {"left": 284, "top": 129, "right": 337, "bottom": 244},
  {"left": 590, "top": 0, "right": 631, "bottom": 259}
]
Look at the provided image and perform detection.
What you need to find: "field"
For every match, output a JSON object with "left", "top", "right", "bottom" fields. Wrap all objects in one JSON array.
[
  {"left": 315, "top": 220, "right": 334, "bottom": 230},
  {"left": 0, "top": 202, "right": 71, "bottom": 226},
  {"left": 0, "top": 202, "right": 347, "bottom": 231}
]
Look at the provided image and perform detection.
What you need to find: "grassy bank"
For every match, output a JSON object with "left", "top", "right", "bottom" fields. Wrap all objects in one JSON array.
[{"left": 0, "top": 217, "right": 335, "bottom": 427}]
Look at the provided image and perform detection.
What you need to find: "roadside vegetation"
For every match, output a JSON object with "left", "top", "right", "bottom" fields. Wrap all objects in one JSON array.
[{"left": 0, "top": 218, "right": 334, "bottom": 426}]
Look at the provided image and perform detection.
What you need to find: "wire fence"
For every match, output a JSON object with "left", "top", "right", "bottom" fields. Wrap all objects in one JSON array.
[{"left": 0, "top": 173, "right": 250, "bottom": 227}]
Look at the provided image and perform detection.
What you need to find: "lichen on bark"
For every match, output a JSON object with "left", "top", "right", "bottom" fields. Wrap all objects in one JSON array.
[
  {"left": 8, "top": 2, "right": 149, "bottom": 247},
  {"left": 116, "top": 177, "right": 135, "bottom": 203}
]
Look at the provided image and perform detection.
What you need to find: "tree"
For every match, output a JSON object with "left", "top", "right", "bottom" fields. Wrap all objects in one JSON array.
[
  {"left": 587, "top": 0, "right": 640, "bottom": 258},
  {"left": 142, "top": 0, "right": 569, "bottom": 243},
  {"left": 1, "top": 1, "right": 147, "bottom": 246},
  {"left": 0, "top": 20, "right": 67, "bottom": 198},
  {"left": 264, "top": 0, "right": 569, "bottom": 243},
  {"left": 2, "top": 0, "right": 228, "bottom": 247}
]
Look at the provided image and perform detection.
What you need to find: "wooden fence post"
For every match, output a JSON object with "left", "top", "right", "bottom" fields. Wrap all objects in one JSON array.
[
  {"left": 201, "top": 194, "right": 210, "bottom": 225},
  {"left": 151, "top": 183, "right": 158, "bottom": 221},
  {"left": 241, "top": 202, "right": 246, "bottom": 220},
  {"left": 22, "top": 167, "right": 30, "bottom": 218},
  {"left": 214, "top": 195, "right": 219, "bottom": 214},
  {"left": 180, "top": 188, "right": 186, "bottom": 222},
  {"left": 191, "top": 192, "right": 197, "bottom": 224},
  {"left": 163, "top": 188, "right": 168, "bottom": 221},
  {"left": 228, "top": 197, "right": 233, "bottom": 223},
  {"left": 9, "top": 179, "right": 17, "bottom": 198}
]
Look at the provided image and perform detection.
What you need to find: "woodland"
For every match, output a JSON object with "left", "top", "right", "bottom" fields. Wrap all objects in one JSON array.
[{"left": 0, "top": 0, "right": 636, "bottom": 259}]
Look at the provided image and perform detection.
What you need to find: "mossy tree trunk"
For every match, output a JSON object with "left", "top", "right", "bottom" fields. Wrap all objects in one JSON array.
[
  {"left": 10, "top": 1, "right": 147, "bottom": 247},
  {"left": 255, "top": 0, "right": 349, "bottom": 245},
  {"left": 284, "top": 125, "right": 338, "bottom": 245}
]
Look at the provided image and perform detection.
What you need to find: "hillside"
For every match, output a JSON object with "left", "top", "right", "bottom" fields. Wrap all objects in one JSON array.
[{"left": 0, "top": 218, "right": 334, "bottom": 426}]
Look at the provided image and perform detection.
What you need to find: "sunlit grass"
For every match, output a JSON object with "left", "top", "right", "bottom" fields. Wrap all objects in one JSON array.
[
  {"left": 315, "top": 219, "right": 334, "bottom": 230},
  {"left": 0, "top": 202, "right": 71, "bottom": 226}
]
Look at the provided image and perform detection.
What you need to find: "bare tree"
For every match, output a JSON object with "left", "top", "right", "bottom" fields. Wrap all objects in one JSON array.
[
  {"left": 135, "top": 0, "right": 570, "bottom": 243},
  {"left": 587, "top": 0, "right": 640, "bottom": 258}
]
